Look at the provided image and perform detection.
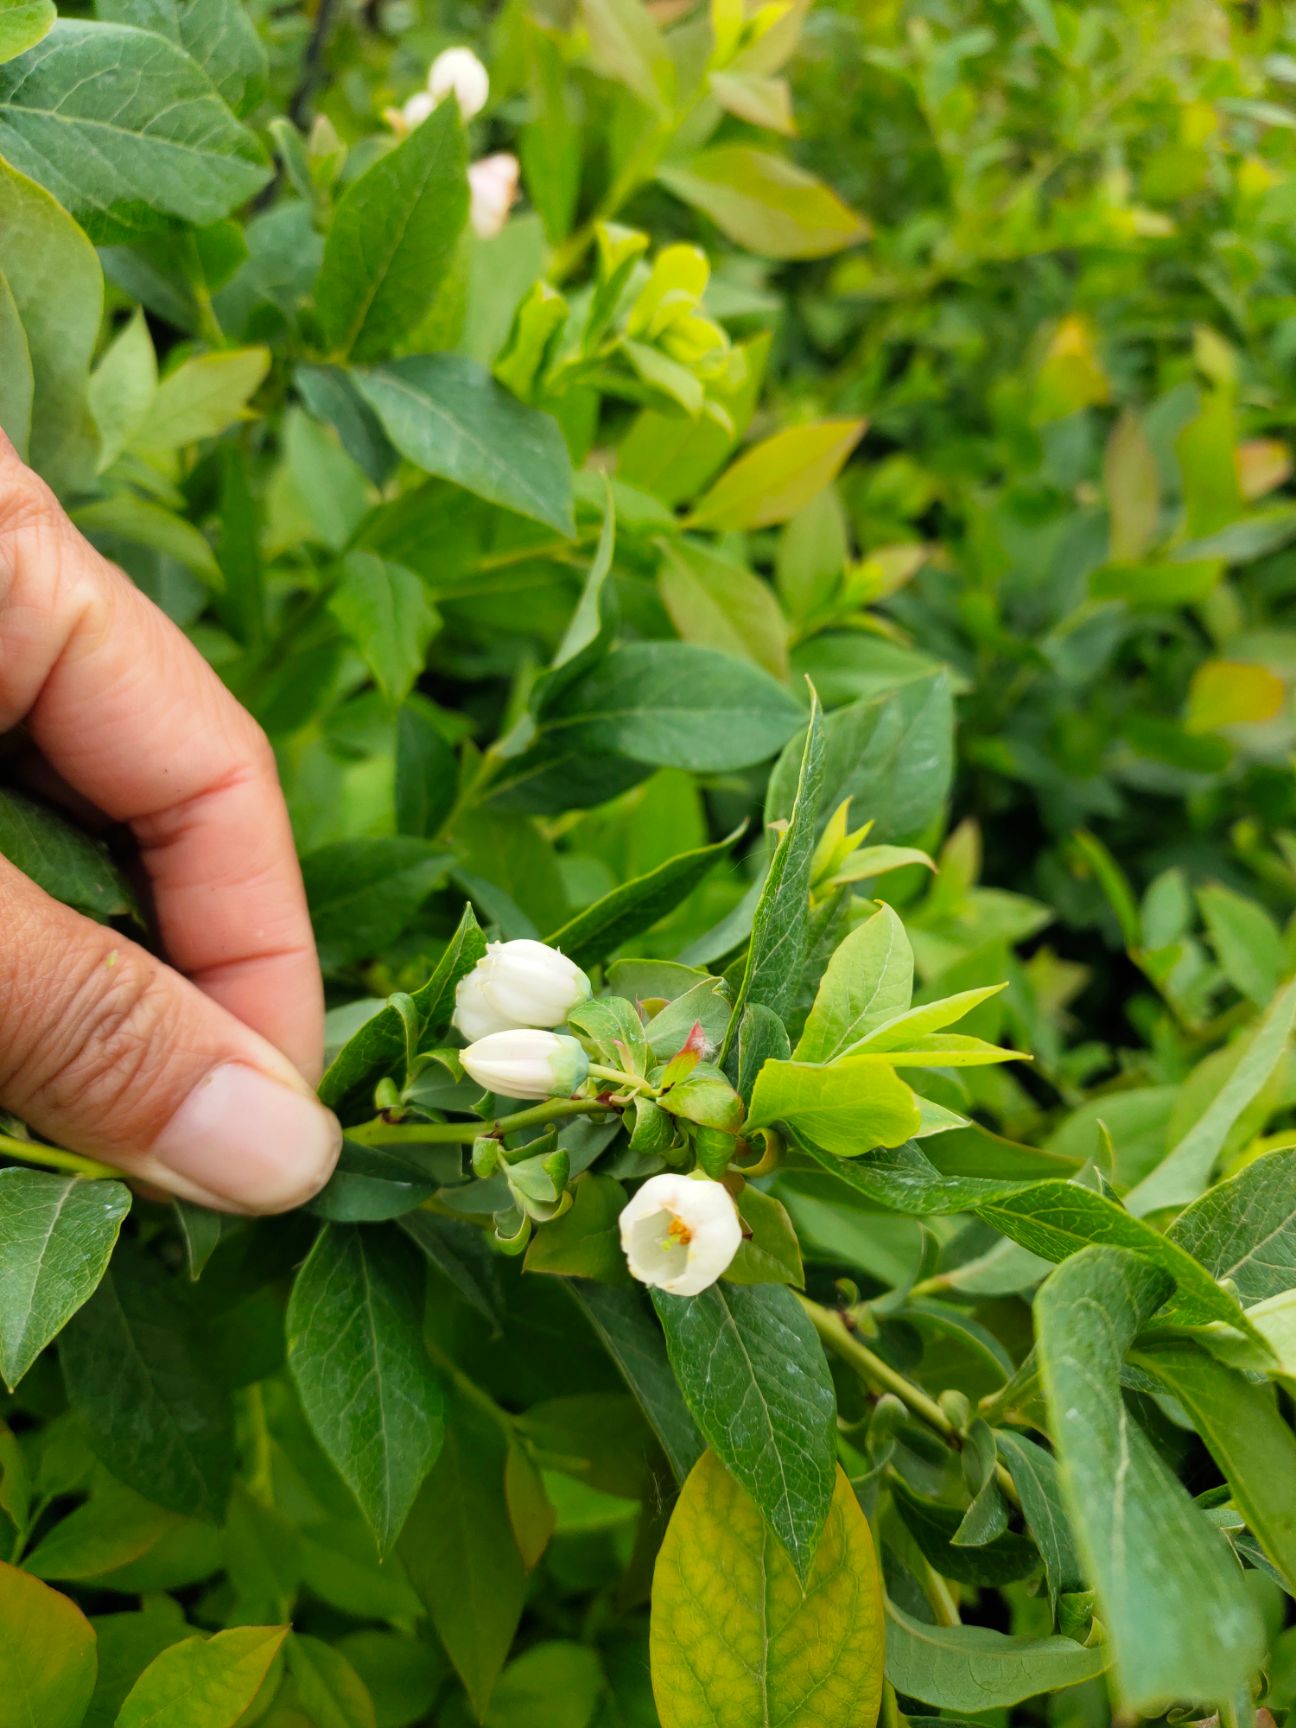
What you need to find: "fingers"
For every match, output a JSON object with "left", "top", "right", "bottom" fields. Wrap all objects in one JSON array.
[
  {"left": 0, "top": 434, "right": 323, "bottom": 1081},
  {"left": 0, "top": 857, "right": 341, "bottom": 1212}
]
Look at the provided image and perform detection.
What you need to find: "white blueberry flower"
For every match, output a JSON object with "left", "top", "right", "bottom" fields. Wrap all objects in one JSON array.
[
  {"left": 460, "top": 1029, "right": 590, "bottom": 1101},
  {"left": 428, "top": 46, "right": 490, "bottom": 120},
  {"left": 468, "top": 152, "right": 520, "bottom": 238},
  {"left": 399, "top": 88, "right": 437, "bottom": 131},
  {"left": 453, "top": 939, "right": 591, "bottom": 1042},
  {"left": 619, "top": 1173, "right": 743, "bottom": 1297}
]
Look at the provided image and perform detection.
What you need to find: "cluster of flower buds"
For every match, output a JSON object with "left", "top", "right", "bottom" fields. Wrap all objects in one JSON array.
[
  {"left": 389, "top": 46, "right": 520, "bottom": 239},
  {"left": 455, "top": 939, "right": 592, "bottom": 1098}
]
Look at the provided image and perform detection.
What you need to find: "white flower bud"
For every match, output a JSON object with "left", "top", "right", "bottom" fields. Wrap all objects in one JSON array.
[
  {"left": 619, "top": 1173, "right": 742, "bottom": 1297},
  {"left": 461, "top": 1029, "right": 590, "bottom": 1101},
  {"left": 428, "top": 46, "right": 490, "bottom": 120},
  {"left": 400, "top": 89, "right": 437, "bottom": 131},
  {"left": 468, "top": 152, "right": 519, "bottom": 238},
  {"left": 453, "top": 939, "right": 591, "bottom": 1041}
]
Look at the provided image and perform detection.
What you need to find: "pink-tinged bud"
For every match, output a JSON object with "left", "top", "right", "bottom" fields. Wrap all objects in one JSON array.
[
  {"left": 427, "top": 46, "right": 490, "bottom": 120},
  {"left": 618, "top": 1173, "right": 742, "bottom": 1296},
  {"left": 468, "top": 153, "right": 520, "bottom": 238},
  {"left": 461, "top": 1029, "right": 590, "bottom": 1101}
]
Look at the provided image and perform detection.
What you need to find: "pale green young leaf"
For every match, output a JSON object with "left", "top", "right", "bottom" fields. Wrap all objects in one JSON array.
[
  {"left": 328, "top": 552, "right": 439, "bottom": 707},
  {"left": 850, "top": 984, "right": 1007, "bottom": 1053},
  {"left": 286, "top": 1224, "right": 446, "bottom": 1553},
  {"left": 652, "top": 1282, "right": 836, "bottom": 1579},
  {"left": 0, "top": 1560, "right": 97, "bottom": 1728},
  {"left": 354, "top": 354, "right": 575, "bottom": 535},
  {"left": 722, "top": 689, "right": 823, "bottom": 1052},
  {"left": 884, "top": 1601, "right": 1106, "bottom": 1711},
  {"left": 1104, "top": 409, "right": 1161, "bottom": 561},
  {"left": 651, "top": 1455, "right": 884, "bottom": 1728},
  {"left": 659, "top": 148, "right": 868, "bottom": 260},
  {"left": 658, "top": 538, "right": 790, "bottom": 678},
  {"left": 1165, "top": 1146, "right": 1296, "bottom": 1302},
  {"left": 0, "top": 1170, "right": 130, "bottom": 1390},
  {"left": 0, "top": 20, "right": 269, "bottom": 243},
  {"left": 1131, "top": 1335, "right": 1296, "bottom": 1593},
  {"left": 796, "top": 905, "right": 914, "bottom": 1064},
  {"left": 580, "top": 0, "right": 674, "bottom": 110},
  {"left": 132, "top": 347, "right": 269, "bottom": 455},
  {"left": 115, "top": 1624, "right": 287, "bottom": 1728},
  {"left": 89, "top": 308, "right": 156, "bottom": 471},
  {"left": 1127, "top": 978, "right": 1296, "bottom": 1214},
  {"left": 692, "top": 419, "right": 865, "bottom": 529},
  {"left": 1035, "top": 1246, "right": 1265, "bottom": 1711},
  {"left": 748, "top": 1056, "right": 922, "bottom": 1156},
  {"left": 317, "top": 100, "right": 468, "bottom": 362},
  {"left": 0, "top": 156, "right": 101, "bottom": 488},
  {"left": 0, "top": 0, "right": 53, "bottom": 64}
]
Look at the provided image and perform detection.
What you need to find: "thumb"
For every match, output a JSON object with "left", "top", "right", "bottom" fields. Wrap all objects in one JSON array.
[{"left": 0, "top": 857, "right": 341, "bottom": 1213}]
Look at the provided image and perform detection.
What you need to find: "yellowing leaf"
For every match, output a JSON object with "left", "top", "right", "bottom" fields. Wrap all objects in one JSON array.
[
  {"left": 708, "top": 69, "right": 796, "bottom": 134},
  {"left": 659, "top": 148, "right": 867, "bottom": 260},
  {"left": 692, "top": 419, "right": 865, "bottom": 530},
  {"left": 1032, "top": 315, "right": 1108, "bottom": 422},
  {"left": 650, "top": 1453, "right": 884, "bottom": 1728},
  {"left": 1185, "top": 659, "right": 1284, "bottom": 733},
  {"left": 1104, "top": 410, "right": 1160, "bottom": 561},
  {"left": 1236, "top": 437, "right": 1292, "bottom": 501},
  {"left": 0, "top": 1559, "right": 96, "bottom": 1728},
  {"left": 116, "top": 1624, "right": 287, "bottom": 1728}
]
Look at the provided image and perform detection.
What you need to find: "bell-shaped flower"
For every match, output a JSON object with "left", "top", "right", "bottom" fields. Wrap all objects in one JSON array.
[
  {"left": 428, "top": 45, "right": 490, "bottom": 120},
  {"left": 460, "top": 1029, "right": 590, "bottom": 1101},
  {"left": 468, "top": 152, "right": 520, "bottom": 238},
  {"left": 454, "top": 939, "right": 591, "bottom": 1041},
  {"left": 618, "top": 1173, "right": 742, "bottom": 1297}
]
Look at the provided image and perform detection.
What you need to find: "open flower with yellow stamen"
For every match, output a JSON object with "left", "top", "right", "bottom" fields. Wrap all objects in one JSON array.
[{"left": 618, "top": 1172, "right": 742, "bottom": 1297}]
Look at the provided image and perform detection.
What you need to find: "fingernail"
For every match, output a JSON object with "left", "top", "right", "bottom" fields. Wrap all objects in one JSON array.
[{"left": 149, "top": 1063, "right": 342, "bottom": 1213}]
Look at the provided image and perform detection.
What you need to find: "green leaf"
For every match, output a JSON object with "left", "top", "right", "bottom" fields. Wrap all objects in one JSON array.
[
  {"left": 692, "top": 420, "right": 866, "bottom": 529},
  {"left": 795, "top": 904, "right": 913, "bottom": 1064},
  {"left": 287, "top": 1224, "right": 446, "bottom": 1553},
  {"left": 286, "top": 1635, "right": 377, "bottom": 1728},
  {"left": 565, "top": 1281, "right": 704, "bottom": 1484},
  {"left": 354, "top": 355, "right": 574, "bottom": 535},
  {"left": 1131, "top": 1335, "right": 1296, "bottom": 1593},
  {"left": 486, "top": 1643, "right": 602, "bottom": 1728},
  {"left": 889, "top": 1475, "right": 1040, "bottom": 1586},
  {"left": 546, "top": 831, "right": 738, "bottom": 968},
  {"left": 1104, "top": 410, "right": 1161, "bottom": 561},
  {"left": 329, "top": 552, "right": 439, "bottom": 707},
  {"left": 0, "top": 1169, "right": 130, "bottom": 1390},
  {"left": 1165, "top": 1146, "right": 1296, "bottom": 1302},
  {"left": 59, "top": 1250, "right": 234, "bottom": 1522},
  {"left": 766, "top": 672, "right": 954, "bottom": 841},
  {"left": 0, "top": 157, "right": 101, "bottom": 489},
  {"left": 884, "top": 1601, "right": 1106, "bottom": 1711},
  {"left": 303, "top": 838, "right": 451, "bottom": 972},
  {"left": 173, "top": 1201, "right": 230, "bottom": 1282},
  {"left": 395, "top": 700, "right": 458, "bottom": 840},
  {"left": 723, "top": 689, "right": 823, "bottom": 1054},
  {"left": 132, "top": 346, "right": 269, "bottom": 454},
  {"left": 659, "top": 149, "right": 868, "bottom": 260},
  {"left": 0, "top": 268, "right": 33, "bottom": 458},
  {"left": 115, "top": 1625, "right": 287, "bottom": 1728},
  {"left": 0, "top": 0, "right": 53, "bottom": 64},
  {"left": 724, "top": 1185, "right": 804, "bottom": 1287},
  {"left": 993, "top": 1430, "right": 1083, "bottom": 1611},
  {"left": 580, "top": 0, "right": 673, "bottom": 109},
  {"left": 295, "top": 362, "right": 398, "bottom": 487},
  {"left": 650, "top": 1453, "right": 884, "bottom": 1728},
  {"left": 399, "top": 1391, "right": 527, "bottom": 1720},
  {"left": 95, "top": 0, "right": 267, "bottom": 115},
  {"left": 310, "top": 1141, "right": 438, "bottom": 1224},
  {"left": 652, "top": 1282, "right": 836, "bottom": 1579},
  {"left": 1197, "top": 883, "right": 1283, "bottom": 1006},
  {"left": 83, "top": 1599, "right": 188, "bottom": 1728},
  {"left": 0, "top": 1560, "right": 96, "bottom": 1728},
  {"left": 658, "top": 539, "right": 789, "bottom": 678},
  {"left": 1035, "top": 1246, "right": 1265, "bottom": 1711},
  {"left": 319, "top": 902, "right": 485, "bottom": 1121},
  {"left": 748, "top": 1058, "right": 921, "bottom": 1157},
  {"left": 89, "top": 307, "right": 156, "bottom": 472},
  {"left": 1126, "top": 979, "right": 1296, "bottom": 1214},
  {"left": 316, "top": 100, "right": 468, "bottom": 362},
  {"left": 523, "top": 1173, "right": 631, "bottom": 1286},
  {"left": 0, "top": 20, "right": 269, "bottom": 244},
  {"left": 547, "top": 642, "right": 803, "bottom": 774}
]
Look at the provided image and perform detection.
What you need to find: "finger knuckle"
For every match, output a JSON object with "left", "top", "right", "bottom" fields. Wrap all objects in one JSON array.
[{"left": 30, "top": 942, "right": 174, "bottom": 1129}]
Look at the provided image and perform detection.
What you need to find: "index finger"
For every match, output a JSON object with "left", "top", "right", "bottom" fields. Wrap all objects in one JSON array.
[{"left": 0, "top": 437, "right": 324, "bottom": 1081}]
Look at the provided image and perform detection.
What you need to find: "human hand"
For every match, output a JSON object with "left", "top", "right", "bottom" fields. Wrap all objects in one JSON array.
[{"left": 0, "top": 435, "right": 341, "bottom": 1213}]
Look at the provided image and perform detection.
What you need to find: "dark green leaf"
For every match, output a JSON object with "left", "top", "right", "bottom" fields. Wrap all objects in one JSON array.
[
  {"left": 316, "top": 100, "right": 468, "bottom": 362},
  {"left": 523, "top": 1172, "right": 631, "bottom": 1285},
  {"left": 994, "top": 1429, "right": 1083, "bottom": 1611},
  {"left": 295, "top": 363, "right": 398, "bottom": 486},
  {"left": 890, "top": 1475, "right": 1041, "bottom": 1586},
  {"left": 398, "top": 1210, "right": 502, "bottom": 1326},
  {"left": 652, "top": 1281, "right": 836, "bottom": 1579},
  {"left": 303, "top": 838, "right": 451, "bottom": 971},
  {"left": 287, "top": 1224, "right": 446, "bottom": 1552},
  {"left": 0, "top": 787, "right": 135, "bottom": 921},
  {"left": 884, "top": 1601, "right": 1107, "bottom": 1710},
  {"left": 355, "top": 354, "right": 574, "bottom": 535},
  {"left": 1035, "top": 1246, "right": 1264, "bottom": 1710},
  {"left": 396, "top": 702, "right": 458, "bottom": 840},
  {"left": 1165, "top": 1146, "right": 1296, "bottom": 1302},
  {"left": 546, "top": 830, "right": 739, "bottom": 967},
  {"left": 309, "top": 1141, "right": 439, "bottom": 1223}
]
